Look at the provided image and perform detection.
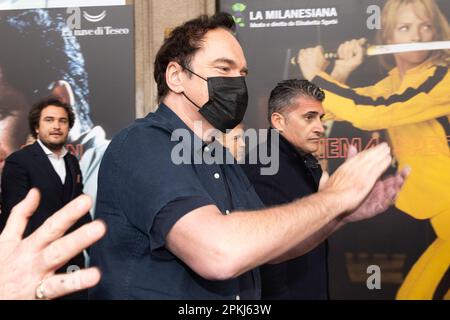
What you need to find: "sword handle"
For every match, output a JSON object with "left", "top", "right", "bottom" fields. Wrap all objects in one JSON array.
[
  {"left": 291, "top": 43, "right": 370, "bottom": 65},
  {"left": 290, "top": 51, "right": 338, "bottom": 65}
]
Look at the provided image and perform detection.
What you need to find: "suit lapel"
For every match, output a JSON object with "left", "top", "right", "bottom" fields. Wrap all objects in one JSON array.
[
  {"left": 302, "top": 154, "right": 322, "bottom": 189},
  {"left": 311, "top": 168, "right": 322, "bottom": 189},
  {"left": 31, "top": 142, "right": 64, "bottom": 191},
  {"left": 277, "top": 132, "right": 323, "bottom": 189},
  {"left": 65, "top": 155, "right": 78, "bottom": 199}
]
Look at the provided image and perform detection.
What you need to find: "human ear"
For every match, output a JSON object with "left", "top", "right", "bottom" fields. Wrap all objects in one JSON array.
[
  {"left": 166, "top": 61, "right": 185, "bottom": 94},
  {"left": 271, "top": 112, "right": 285, "bottom": 133}
]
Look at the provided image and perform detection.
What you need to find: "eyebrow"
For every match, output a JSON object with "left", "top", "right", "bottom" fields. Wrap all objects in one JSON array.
[
  {"left": 43, "top": 116, "right": 68, "bottom": 120},
  {"left": 304, "top": 111, "right": 319, "bottom": 116},
  {"left": 212, "top": 58, "right": 249, "bottom": 75},
  {"left": 397, "top": 18, "right": 431, "bottom": 24},
  {"left": 303, "top": 111, "right": 326, "bottom": 119}
]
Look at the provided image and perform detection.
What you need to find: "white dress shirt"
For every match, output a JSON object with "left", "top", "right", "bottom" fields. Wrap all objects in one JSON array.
[{"left": 37, "top": 139, "right": 68, "bottom": 184}]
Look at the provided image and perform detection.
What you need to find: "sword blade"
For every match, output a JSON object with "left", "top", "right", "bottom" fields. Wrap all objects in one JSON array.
[
  {"left": 291, "top": 41, "right": 450, "bottom": 65},
  {"left": 366, "top": 41, "right": 450, "bottom": 56}
]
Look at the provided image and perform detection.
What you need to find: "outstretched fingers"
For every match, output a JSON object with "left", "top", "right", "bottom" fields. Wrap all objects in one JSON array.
[
  {"left": 26, "top": 194, "right": 92, "bottom": 251},
  {"left": 37, "top": 267, "right": 101, "bottom": 300},
  {"left": 1, "top": 189, "right": 40, "bottom": 241},
  {"left": 40, "top": 220, "right": 106, "bottom": 273}
]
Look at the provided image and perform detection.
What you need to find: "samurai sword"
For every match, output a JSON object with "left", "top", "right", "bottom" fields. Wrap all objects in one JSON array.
[{"left": 291, "top": 40, "right": 450, "bottom": 64}]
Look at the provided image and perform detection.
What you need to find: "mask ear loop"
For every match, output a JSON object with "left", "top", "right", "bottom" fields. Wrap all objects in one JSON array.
[
  {"left": 182, "top": 66, "right": 208, "bottom": 82},
  {"left": 180, "top": 65, "right": 208, "bottom": 109},
  {"left": 182, "top": 91, "right": 202, "bottom": 109}
]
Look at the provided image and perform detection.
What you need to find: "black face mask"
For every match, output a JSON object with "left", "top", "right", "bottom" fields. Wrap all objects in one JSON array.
[{"left": 182, "top": 67, "right": 248, "bottom": 133}]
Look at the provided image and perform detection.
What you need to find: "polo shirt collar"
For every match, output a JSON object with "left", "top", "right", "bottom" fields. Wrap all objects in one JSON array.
[{"left": 154, "top": 103, "right": 215, "bottom": 154}]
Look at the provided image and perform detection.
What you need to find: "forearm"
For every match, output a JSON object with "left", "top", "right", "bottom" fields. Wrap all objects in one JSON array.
[
  {"left": 270, "top": 167, "right": 409, "bottom": 265},
  {"left": 217, "top": 189, "right": 346, "bottom": 278},
  {"left": 330, "top": 67, "right": 351, "bottom": 84},
  {"left": 170, "top": 143, "right": 392, "bottom": 281},
  {"left": 314, "top": 69, "right": 450, "bottom": 130},
  {"left": 268, "top": 216, "right": 345, "bottom": 264},
  {"left": 168, "top": 190, "right": 346, "bottom": 280}
]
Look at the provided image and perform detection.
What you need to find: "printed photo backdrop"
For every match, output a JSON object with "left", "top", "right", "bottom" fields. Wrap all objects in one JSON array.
[{"left": 220, "top": 0, "right": 449, "bottom": 299}]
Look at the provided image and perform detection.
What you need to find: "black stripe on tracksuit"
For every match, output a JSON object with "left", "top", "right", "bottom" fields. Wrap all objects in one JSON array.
[{"left": 313, "top": 66, "right": 448, "bottom": 106}]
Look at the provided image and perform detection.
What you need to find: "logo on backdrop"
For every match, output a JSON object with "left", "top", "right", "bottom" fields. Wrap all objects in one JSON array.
[
  {"left": 64, "top": 7, "right": 129, "bottom": 37},
  {"left": 231, "top": 2, "right": 247, "bottom": 28},
  {"left": 82, "top": 10, "right": 106, "bottom": 23},
  {"left": 247, "top": 6, "right": 338, "bottom": 29}
]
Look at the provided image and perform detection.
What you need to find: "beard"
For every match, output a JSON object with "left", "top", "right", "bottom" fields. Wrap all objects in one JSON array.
[{"left": 40, "top": 139, "right": 67, "bottom": 153}]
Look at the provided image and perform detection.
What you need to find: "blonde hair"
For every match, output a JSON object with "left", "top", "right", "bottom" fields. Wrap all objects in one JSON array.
[{"left": 376, "top": 0, "right": 450, "bottom": 69}]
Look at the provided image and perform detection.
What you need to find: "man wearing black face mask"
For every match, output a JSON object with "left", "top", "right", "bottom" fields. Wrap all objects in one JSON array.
[
  {"left": 180, "top": 66, "right": 248, "bottom": 133},
  {"left": 89, "top": 13, "right": 409, "bottom": 300}
]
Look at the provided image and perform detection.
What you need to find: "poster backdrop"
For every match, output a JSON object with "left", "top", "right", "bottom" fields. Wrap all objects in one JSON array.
[
  {"left": 0, "top": 5, "right": 134, "bottom": 213},
  {"left": 220, "top": 0, "right": 449, "bottom": 299}
]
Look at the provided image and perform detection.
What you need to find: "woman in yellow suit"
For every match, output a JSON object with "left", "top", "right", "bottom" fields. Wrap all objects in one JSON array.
[{"left": 298, "top": 0, "right": 450, "bottom": 299}]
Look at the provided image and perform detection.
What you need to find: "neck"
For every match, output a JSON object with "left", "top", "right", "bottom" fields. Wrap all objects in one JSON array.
[
  {"left": 394, "top": 57, "right": 427, "bottom": 80},
  {"left": 295, "top": 147, "right": 308, "bottom": 156},
  {"left": 163, "top": 93, "right": 216, "bottom": 142},
  {"left": 38, "top": 139, "right": 64, "bottom": 158},
  {"left": 53, "top": 149, "right": 63, "bottom": 157},
  {"left": 396, "top": 63, "right": 410, "bottom": 79},
  {"left": 279, "top": 131, "right": 309, "bottom": 157}
]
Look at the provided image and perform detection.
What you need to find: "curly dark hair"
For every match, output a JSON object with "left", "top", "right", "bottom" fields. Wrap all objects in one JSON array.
[
  {"left": 268, "top": 79, "right": 325, "bottom": 125},
  {"left": 154, "top": 12, "right": 235, "bottom": 102},
  {"left": 29, "top": 96, "right": 75, "bottom": 139}
]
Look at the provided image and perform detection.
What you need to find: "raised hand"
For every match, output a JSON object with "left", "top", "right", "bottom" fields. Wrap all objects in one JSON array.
[
  {"left": 0, "top": 189, "right": 106, "bottom": 300},
  {"left": 321, "top": 143, "right": 393, "bottom": 213},
  {"left": 331, "top": 38, "right": 366, "bottom": 83},
  {"left": 298, "top": 45, "right": 330, "bottom": 81}
]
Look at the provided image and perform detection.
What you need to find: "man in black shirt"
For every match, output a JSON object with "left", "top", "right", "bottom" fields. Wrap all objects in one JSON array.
[{"left": 89, "top": 14, "right": 409, "bottom": 300}]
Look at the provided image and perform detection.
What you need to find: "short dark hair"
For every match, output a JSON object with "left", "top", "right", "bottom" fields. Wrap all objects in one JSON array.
[
  {"left": 268, "top": 79, "right": 325, "bottom": 125},
  {"left": 154, "top": 12, "right": 235, "bottom": 102},
  {"left": 28, "top": 96, "right": 75, "bottom": 138}
]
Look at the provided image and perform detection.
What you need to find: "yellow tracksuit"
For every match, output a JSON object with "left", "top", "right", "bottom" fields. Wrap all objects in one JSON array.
[{"left": 313, "top": 62, "right": 450, "bottom": 299}]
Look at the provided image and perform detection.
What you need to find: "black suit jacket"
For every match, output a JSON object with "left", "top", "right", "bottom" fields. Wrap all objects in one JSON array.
[
  {"left": 242, "top": 130, "right": 329, "bottom": 300},
  {"left": 1, "top": 142, "right": 89, "bottom": 234},
  {"left": 0, "top": 142, "right": 91, "bottom": 299}
]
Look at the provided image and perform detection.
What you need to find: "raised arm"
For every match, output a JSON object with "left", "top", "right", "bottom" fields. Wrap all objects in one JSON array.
[
  {"left": 166, "top": 143, "right": 395, "bottom": 280},
  {"left": 314, "top": 67, "right": 450, "bottom": 130}
]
